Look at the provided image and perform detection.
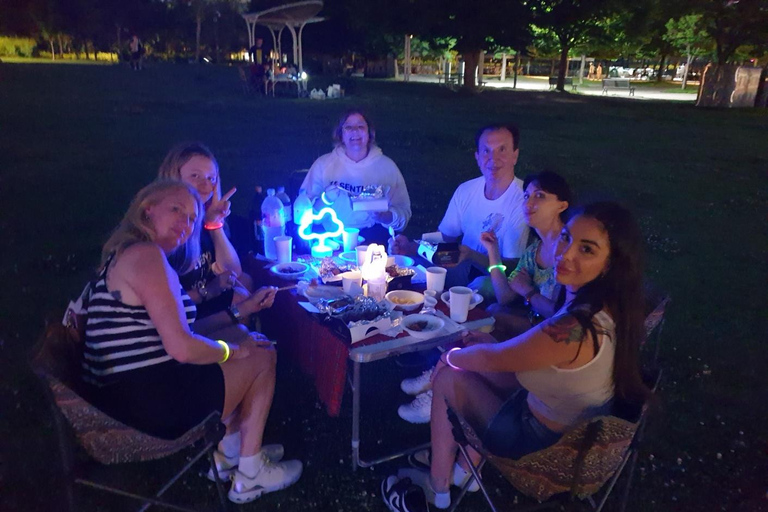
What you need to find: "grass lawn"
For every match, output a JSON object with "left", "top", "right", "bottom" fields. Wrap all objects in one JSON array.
[
  {"left": 1, "top": 62, "right": 767, "bottom": 512},
  {"left": 630, "top": 80, "right": 701, "bottom": 93}
]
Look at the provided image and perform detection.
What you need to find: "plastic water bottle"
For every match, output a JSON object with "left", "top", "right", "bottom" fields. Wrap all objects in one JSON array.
[
  {"left": 293, "top": 189, "right": 312, "bottom": 228},
  {"left": 276, "top": 186, "right": 292, "bottom": 223},
  {"left": 261, "top": 189, "right": 285, "bottom": 260}
]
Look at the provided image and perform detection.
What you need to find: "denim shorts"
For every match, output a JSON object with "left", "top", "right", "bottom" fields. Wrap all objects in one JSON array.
[{"left": 481, "top": 389, "right": 562, "bottom": 459}]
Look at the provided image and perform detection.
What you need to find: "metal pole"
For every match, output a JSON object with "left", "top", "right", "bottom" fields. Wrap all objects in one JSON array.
[
  {"left": 298, "top": 22, "right": 307, "bottom": 73},
  {"left": 351, "top": 361, "right": 361, "bottom": 471}
]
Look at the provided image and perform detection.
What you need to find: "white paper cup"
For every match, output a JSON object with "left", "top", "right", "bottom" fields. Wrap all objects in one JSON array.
[
  {"left": 341, "top": 271, "right": 363, "bottom": 295},
  {"left": 426, "top": 266, "right": 447, "bottom": 293},
  {"left": 274, "top": 235, "right": 292, "bottom": 264},
  {"left": 343, "top": 228, "right": 360, "bottom": 252},
  {"left": 355, "top": 245, "right": 370, "bottom": 267},
  {"left": 449, "top": 286, "right": 473, "bottom": 323},
  {"left": 423, "top": 296, "right": 438, "bottom": 309}
]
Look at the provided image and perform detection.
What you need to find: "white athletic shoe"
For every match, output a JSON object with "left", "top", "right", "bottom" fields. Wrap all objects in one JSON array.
[
  {"left": 227, "top": 453, "right": 303, "bottom": 504},
  {"left": 400, "top": 367, "right": 435, "bottom": 396},
  {"left": 205, "top": 443, "right": 285, "bottom": 482},
  {"left": 398, "top": 390, "right": 433, "bottom": 424}
]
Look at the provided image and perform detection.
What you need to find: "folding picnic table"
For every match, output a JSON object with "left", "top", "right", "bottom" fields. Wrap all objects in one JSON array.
[{"left": 246, "top": 255, "right": 494, "bottom": 470}]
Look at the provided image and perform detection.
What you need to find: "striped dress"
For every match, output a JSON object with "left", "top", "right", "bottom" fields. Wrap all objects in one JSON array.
[{"left": 82, "top": 261, "right": 197, "bottom": 387}]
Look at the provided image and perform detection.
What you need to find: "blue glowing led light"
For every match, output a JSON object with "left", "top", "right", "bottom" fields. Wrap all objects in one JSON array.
[{"left": 297, "top": 207, "right": 345, "bottom": 257}]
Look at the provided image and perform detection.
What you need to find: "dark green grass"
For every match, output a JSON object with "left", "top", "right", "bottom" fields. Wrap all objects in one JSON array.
[{"left": 1, "top": 62, "right": 767, "bottom": 511}]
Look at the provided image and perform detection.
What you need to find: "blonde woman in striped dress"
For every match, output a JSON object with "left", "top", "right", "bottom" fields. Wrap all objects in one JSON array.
[{"left": 81, "top": 180, "right": 302, "bottom": 504}]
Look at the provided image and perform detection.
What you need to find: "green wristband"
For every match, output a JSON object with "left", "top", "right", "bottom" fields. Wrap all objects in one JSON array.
[{"left": 488, "top": 263, "right": 507, "bottom": 273}]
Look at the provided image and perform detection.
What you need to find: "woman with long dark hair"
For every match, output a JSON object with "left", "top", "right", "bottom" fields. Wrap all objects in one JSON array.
[{"left": 384, "top": 202, "right": 649, "bottom": 510}]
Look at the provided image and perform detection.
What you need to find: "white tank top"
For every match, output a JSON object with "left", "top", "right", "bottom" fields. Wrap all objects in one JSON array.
[{"left": 517, "top": 309, "right": 615, "bottom": 427}]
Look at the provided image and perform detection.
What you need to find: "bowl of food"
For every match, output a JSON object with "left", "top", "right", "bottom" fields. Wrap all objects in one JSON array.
[
  {"left": 269, "top": 262, "right": 309, "bottom": 280},
  {"left": 440, "top": 291, "right": 484, "bottom": 310},
  {"left": 385, "top": 290, "right": 424, "bottom": 312},
  {"left": 402, "top": 314, "right": 445, "bottom": 340},
  {"left": 386, "top": 255, "right": 415, "bottom": 268}
]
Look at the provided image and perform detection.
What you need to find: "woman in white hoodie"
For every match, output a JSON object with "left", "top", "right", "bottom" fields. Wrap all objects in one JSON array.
[{"left": 300, "top": 110, "right": 411, "bottom": 243}]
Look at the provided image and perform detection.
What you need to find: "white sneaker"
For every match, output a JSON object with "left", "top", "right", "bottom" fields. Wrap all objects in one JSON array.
[
  {"left": 398, "top": 390, "right": 432, "bottom": 424},
  {"left": 205, "top": 444, "right": 285, "bottom": 482},
  {"left": 400, "top": 367, "right": 434, "bottom": 396},
  {"left": 228, "top": 454, "right": 303, "bottom": 504}
]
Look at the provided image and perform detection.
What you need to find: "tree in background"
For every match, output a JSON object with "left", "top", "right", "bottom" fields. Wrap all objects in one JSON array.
[
  {"left": 421, "top": 0, "right": 531, "bottom": 91},
  {"left": 532, "top": 0, "right": 619, "bottom": 91},
  {"left": 663, "top": 14, "right": 711, "bottom": 88},
  {"left": 696, "top": 0, "right": 768, "bottom": 65}
]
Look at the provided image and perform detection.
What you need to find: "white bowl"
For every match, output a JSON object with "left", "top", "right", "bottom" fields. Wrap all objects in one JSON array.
[
  {"left": 386, "top": 255, "right": 415, "bottom": 268},
  {"left": 339, "top": 251, "right": 357, "bottom": 264},
  {"left": 385, "top": 290, "right": 424, "bottom": 312},
  {"left": 440, "top": 291, "right": 484, "bottom": 310},
  {"left": 269, "top": 262, "right": 309, "bottom": 280},
  {"left": 402, "top": 314, "right": 445, "bottom": 339}
]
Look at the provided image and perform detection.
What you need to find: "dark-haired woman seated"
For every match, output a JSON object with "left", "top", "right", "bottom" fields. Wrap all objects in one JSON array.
[
  {"left": 80, "top": 180, "right": 301, "bottom": 505},
  {"left": 384, "top": 202, "right": 650, "bottom": 510},
  {"left": 481, "top": 170, "right": 572, "bottom": 336}
]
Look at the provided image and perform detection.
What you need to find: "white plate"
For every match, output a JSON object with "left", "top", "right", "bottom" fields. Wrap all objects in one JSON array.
[
  {"left": 297, "top": 282, "right": 347, "bottom": 303},
  {"left": 269, "top": 262, "right": 309, "bottom": 280},
  {"left": 402, "top": 314, "right": 445, "bottom": 339},
  {"left": 440, "top": 291, "right": 484, "bottom": 310},
  {"left": 386, "top": 255, "right": 415, "bottom": 268}
]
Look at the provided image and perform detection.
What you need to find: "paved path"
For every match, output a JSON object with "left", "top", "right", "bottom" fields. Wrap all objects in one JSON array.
[{"left": 407, "top": 74, "right": 698, "bottom": 102}]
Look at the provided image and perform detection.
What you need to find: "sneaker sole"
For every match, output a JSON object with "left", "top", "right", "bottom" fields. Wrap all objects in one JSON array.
[
  {"left": 400, "top": 382, "right": 432, "bottom": 396},
  {"left": 397, "top": 408, "right": 431, "bottom": 424},
  {"left": 227, "top": 468, "right": 303, "bottom": 504}
]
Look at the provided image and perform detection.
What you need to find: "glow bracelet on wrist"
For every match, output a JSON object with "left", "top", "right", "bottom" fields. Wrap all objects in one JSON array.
[
  {"left": 445, "top": 347, "right": 463, "bottom": 371},
  {"left": 204, "top": 221, "right": 224, "bottom": 230},
  {"left": 487, "top": 263, "right": 507, "bottom": 273},
  {"left": 216, "top": 339, "right": 231, "bottom": 364}
]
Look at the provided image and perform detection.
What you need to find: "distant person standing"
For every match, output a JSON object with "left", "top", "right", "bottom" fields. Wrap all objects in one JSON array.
[
  {"left": 596, "top": 63, "right": 603, "bottom": 81},
  {"left": 129, "top": 35, "right": 144, "bottom": 71},
  {"left": 588, "top": 62, "right": 595, "bottom": 80}
]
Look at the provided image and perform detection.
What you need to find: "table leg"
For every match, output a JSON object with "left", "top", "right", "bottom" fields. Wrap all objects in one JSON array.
[
  {"left": 351, "top": 360, "right": 361, "bottom": 471},
  {"left": 350, "top": 358, "right": 431, "bottom": 471}
]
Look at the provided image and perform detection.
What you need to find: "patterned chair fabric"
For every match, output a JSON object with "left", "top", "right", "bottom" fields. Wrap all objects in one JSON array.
[
  {"left": 455, "top": 411, "right": 640, "bottom": 502},
  {"left": 32, "top": 324, "right": 211, "bottom": 466}
]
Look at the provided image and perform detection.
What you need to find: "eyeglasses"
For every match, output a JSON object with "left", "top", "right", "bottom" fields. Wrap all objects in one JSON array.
[{"left": 342, "top": 125, "right": 367, "bottom": 133}]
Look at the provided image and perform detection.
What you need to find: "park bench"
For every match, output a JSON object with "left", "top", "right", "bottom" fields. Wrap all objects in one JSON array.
[
  {"left": 548, "top": 76, "right": 578, "bottom": 91},
  {"left": 602, "top": 78, "right": 635, "bottom": 96}
]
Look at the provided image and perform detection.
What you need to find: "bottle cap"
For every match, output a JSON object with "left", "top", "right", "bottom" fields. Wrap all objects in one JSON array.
[{"left": 267, "top": 188, "right": 276, "bottom": 196}]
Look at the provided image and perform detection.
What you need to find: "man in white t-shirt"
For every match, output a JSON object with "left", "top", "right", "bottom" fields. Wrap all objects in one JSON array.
[{"left": 394, "top": 124, "right": 529, "bottom": 295}]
